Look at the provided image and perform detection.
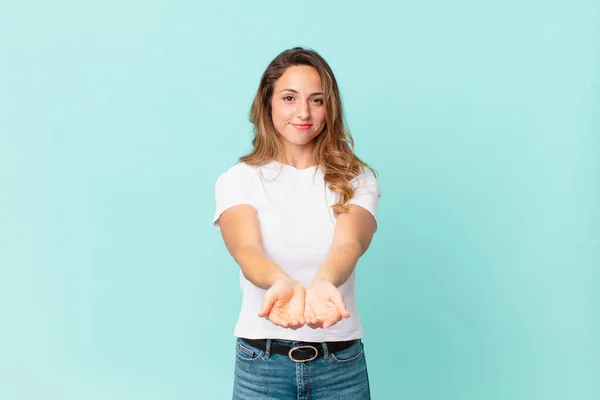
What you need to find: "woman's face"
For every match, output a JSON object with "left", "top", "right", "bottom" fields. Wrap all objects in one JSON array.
[{"left": 270, "top": 65, "right": 326, "bottom": 148}]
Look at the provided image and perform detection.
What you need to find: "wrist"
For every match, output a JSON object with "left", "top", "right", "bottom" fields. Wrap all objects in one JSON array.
[
  {"left": 272, "top": 273, "right": 297, "bottom": 288},
  {"left": 309, "top": 276, "right": 332, "bottom": 287}
]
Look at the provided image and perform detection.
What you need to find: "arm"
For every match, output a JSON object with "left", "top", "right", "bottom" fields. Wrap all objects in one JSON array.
[
  {"left": 311, "top": 204, "right": 377, "bottom": 287},
  {"left": 218, "top": 204, "right": 306, "bottom": 329},
  {"left": 218, "top": 204, "right": 294, "bottom": 290},
  {"left": 303, "top": 204, "right": 377, "bottom": 329}
]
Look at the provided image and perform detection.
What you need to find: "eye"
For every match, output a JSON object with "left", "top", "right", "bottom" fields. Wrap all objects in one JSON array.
[
  {"left": 283, "top": 95, "right": 294, "bottom": 102},
  {"left": 313, "top": 98, "right": 324, "bottom": 105}
]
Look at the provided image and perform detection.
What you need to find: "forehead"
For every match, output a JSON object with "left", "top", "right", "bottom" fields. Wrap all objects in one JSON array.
[{"left": 275, "top": 65, "right": 322, "bottom": 91}]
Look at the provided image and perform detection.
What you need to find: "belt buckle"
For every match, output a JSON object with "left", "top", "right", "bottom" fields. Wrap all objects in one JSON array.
[{"left": 288, "top": 345, "right": 318, "bottom": 363}]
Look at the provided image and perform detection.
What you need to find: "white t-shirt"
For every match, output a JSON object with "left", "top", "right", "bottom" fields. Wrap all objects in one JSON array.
[{"left": 212, "top": 160, "right": 380, "bottom": 341}]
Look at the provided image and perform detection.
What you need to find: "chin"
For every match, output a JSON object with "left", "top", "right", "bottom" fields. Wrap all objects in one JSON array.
[
  {"left": 295, "top": 136, "right": 319, "bottom": 145},
  {"left": 280, "top": 132, "right": 316, "bottom": 145}
]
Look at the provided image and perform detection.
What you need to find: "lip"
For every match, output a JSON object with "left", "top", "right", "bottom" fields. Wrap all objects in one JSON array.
[{"left": 291, "top": 124, "right": 313, "bottom": 130}]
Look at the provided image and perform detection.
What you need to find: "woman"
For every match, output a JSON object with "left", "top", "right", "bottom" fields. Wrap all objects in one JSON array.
[{"left": 213, "top": 47, "right": 380, "bottom": 399}]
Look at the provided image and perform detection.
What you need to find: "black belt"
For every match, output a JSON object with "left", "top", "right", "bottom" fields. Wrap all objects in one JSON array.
[{"left": 241, "top": 338, "right": 359, "bottom": 362}]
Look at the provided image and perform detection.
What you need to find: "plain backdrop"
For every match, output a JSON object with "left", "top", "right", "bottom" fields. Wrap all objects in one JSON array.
[{"left": 1, "top": 1, "right": 598, "bottom": 399}]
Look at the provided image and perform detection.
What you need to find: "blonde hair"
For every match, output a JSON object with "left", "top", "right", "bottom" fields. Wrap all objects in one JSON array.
[{"left": 240, "top": 47, "right": 378, "bottom": 214}]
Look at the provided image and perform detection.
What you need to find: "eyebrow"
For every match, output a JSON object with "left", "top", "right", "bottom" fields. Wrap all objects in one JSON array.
[{"left": 279, "top": 88, "right": 323, "bottom": 96}]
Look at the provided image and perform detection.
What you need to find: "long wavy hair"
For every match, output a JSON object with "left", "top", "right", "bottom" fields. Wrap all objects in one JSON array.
[{"left": 240, "top": 47, "right": 378, "bottom": 214}]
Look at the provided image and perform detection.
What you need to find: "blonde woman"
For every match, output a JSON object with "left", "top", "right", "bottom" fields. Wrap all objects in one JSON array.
[{"left": 213, "top": 47, "right": 380, "bottom": 399}]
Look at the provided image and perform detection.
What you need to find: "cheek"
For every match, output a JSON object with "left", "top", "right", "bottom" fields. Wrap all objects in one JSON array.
[
  {"left": 272, "top": 104, "right": 293, "bottom": 124},
  {"left": 314, "top": 108, "right": 326, "bottom": 126}
]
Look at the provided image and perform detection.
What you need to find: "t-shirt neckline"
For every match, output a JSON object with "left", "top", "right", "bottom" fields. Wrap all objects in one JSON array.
[{"left": 266, "top": 160, "right": 319, "bottom": 173}]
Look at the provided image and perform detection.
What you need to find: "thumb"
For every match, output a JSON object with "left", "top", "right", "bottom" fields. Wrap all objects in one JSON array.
[
  {"left": 258, "top": 290, "right": 276, "bottom": 318},
  {"left": 332, "top": 293, "right": 350, "bottom": 318}
]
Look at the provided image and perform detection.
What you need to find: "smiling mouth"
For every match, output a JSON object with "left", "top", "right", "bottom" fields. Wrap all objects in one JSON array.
[{"left": 292, "top": 124, "right": 313, "bottom": 130}]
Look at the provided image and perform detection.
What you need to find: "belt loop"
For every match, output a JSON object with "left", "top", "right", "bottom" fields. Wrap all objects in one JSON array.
[
  {"left": 321, "top": 342, "right": 330, "bottom": 359},
  {"left": 265, "top": 339, "right": 272, "bottom": 359}
]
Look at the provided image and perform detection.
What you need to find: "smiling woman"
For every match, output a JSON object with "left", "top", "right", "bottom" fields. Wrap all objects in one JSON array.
[
  {"left": 212, "top": 47, "right": 380, "bottom": 399},
  {"left": 270, "top": 65, "right": 326, "bottom": 147}
]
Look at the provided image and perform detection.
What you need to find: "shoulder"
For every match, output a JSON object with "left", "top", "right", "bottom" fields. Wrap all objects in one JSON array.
[
  {"left": 351, "top": 167, "right": 380, "bottom": 196},
  {"left": 214, "top": 162, "right": 262, "bottom": 191},
  {"left": 217, "top": 162, "right": 258, "bottom": 180},
  {"left": 223, "top": 161, "right": 256, "bottom": 175},
  {"left": 351, "top": 167, "right": 377, "bottom": 181}
]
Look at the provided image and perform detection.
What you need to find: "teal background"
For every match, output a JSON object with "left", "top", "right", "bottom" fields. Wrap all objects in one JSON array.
[{"left": 1, "top": 1, "right": 598, "bottom": 399}]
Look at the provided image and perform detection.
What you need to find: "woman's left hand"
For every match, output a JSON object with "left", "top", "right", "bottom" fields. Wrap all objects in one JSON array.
[{"left": 304, "top": 279, "right": 350, "bottom": 329}]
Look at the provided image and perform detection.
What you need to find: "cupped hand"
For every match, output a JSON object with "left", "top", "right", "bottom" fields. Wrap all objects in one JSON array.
[
  {"left": 304, "top": 279, "right": 350, "bottom": 329},
  {"left": 258, "top": 278, "right": 306, "bottom": 329}
]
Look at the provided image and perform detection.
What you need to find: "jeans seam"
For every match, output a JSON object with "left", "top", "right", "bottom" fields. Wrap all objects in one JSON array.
[{"left": 328, "top": 341, "right": 364, "bottom": 364}]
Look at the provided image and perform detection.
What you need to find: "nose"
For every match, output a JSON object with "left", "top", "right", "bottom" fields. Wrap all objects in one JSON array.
[{"left": 297, "top": 100, "right": 310, "bottom": 120}]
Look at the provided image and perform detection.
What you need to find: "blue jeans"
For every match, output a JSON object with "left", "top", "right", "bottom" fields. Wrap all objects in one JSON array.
[{"left": 232, "top": 337, "right": 371, "bottom": 399}]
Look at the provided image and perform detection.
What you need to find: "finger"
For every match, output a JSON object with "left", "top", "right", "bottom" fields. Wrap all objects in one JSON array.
[
  {"left": 269, "top": 315, "right": 289, "bottom": 328},
  {"left": 305, "top": 320, "right": 318, "bottom": 329},
  {"left": 289, "top": 302, "right": 305, "bottom": 327},
  {"left": 288, "top": 316, "right": 298, "bottom": 329},
  {"left": 303, "top": 310, "right": 317, "bottom": 329},
  {"left": 309, "top": 315, "right": 323, "bottom": 329},
  {"left": 307, "top": 319, "right": 320, "bottom": 329},
  {"left": 304, "top": 310, "right": 316, "bottom": 324},
  {"left": 290, "top": 316, "right": 304, "bottom": 329},
  {"left": 332, "top": 293, "right": 350, "bottom": 318},
  {"left": 322, "top": 315, "right": 341, "bottom": 329},
  {"left": 258, "top": 291, "right": 276, "bottom": 318},
  {"left": 290, "top": 295, "right": 305, "bottom": 321},
  {"left": 276, "top": 314, "right": 290, "bottom": 328}
]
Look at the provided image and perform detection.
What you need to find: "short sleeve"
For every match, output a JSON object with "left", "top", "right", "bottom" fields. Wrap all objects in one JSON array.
[
  {"left": 348, "top": 169, "right": 380, "bottom": 230},
  {"left": 212, "top": 165, "right": 254, "bottom": 230}
]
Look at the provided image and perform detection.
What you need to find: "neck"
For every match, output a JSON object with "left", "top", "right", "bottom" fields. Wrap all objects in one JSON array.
[{"left": 278, "top": 143, "right": 316, "bottom": 169}]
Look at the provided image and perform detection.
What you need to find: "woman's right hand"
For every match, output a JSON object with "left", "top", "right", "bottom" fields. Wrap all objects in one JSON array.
[{"left": 258, "top": 278, "right": 306, "bottom": 329}]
